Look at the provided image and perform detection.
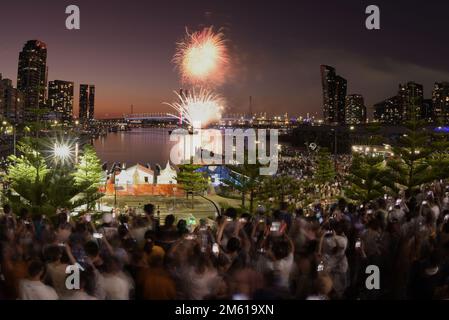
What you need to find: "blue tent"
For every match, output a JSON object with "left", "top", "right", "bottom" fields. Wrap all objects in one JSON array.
[{"left": 196, "top": 165, "right": 236, "bottom": 186}]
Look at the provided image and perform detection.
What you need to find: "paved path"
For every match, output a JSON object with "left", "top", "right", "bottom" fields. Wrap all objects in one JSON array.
[{"left": 100, "top": 195, "right": 218, "bottom": 223}]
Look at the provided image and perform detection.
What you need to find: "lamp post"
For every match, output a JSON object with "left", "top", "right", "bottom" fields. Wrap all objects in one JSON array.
[
  {"left": 114, "top": 172, "right": 118, "bottom": 211},
  {"left": 13, "top": 124, "right": 16, "bottom": 157},
  {"left": 75, "top": 142, "right": 79, "bottom": 163},
  {"left": 331, "top": 128, "right": 338, "bottom": 170},
  {"left": 199, "top": 194, "right": 220, "bottom": 218},
  {"left": 172, "top": 185, "right": 177, "bottom": 209},
  {"left": 114, "top": 180, "right": 117, "bottom": 212},
  {"left": 2, "top": 120, "right": 17, "bottom": 156}
]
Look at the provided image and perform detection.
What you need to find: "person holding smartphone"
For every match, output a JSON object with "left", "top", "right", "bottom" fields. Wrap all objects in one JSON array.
[
  {"left": 318, "top": 222, "right": 349, "bottom": 298},
  {"left": 216, "top": 208, "right": 248, "bottom": 249},
  {"left": 389, "top": 200, "right": 406, "bottom": 223},
  {"left": 264, "top": 234, "right": 295, "bottom": 290}
]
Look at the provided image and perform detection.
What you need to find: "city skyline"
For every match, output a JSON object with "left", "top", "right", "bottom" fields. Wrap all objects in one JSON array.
[{"left": 1, "top": 0, "right": 449, "bottom": 119}]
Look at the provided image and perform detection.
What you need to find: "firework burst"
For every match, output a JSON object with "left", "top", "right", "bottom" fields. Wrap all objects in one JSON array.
[
  {"left": 164, "top": 89, "right": 224, "bottom": 128},
  {"left": 174, "top": 27, "right": 229, "bottom": 87}
]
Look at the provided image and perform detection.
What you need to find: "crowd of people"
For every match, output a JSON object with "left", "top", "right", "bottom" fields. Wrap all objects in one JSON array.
[
  {"left": 278, "top": 150, "right": 352, "bottom": 200},
  {"left": 1, "top": 180, "right": 449, "bottom": 300}
]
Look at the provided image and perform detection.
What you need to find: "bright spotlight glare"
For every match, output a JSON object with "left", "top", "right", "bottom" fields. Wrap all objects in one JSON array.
[{"left": 53, "top": 143, "right": 72, "bottom": 160}]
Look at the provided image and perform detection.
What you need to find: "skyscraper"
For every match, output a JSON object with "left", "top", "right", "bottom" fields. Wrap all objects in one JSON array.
[
  {"left": 0, "top": 73, "right": 24, "bottom": 124},
  {"left": 375, "top": 82, "right": 425, "bottom": 125},
  {"left": 321, "top": 65, "right": 336, "bottom": 124},
  {"left": 335, "top": 75, "right": 348, "bottom": 124},
  {"left": 432, "top": 82, "right": 449, "bottom": 124},
  {"left": 17, "top": 40, "right": 47, "bottom": 122},
  {"left": 79, "top": 84, "right": 95, "bottom": 124},
  {"left": 48, "top": 80, "right": 74, "bottom": 124},
  {"left": 399, "top": 82, "right": 424, "bottom": 121},
  {"left": 373, "top": 96, "right": 403, "bottom": 125},
  {"left": 421, "top": 99, "right": 434, "bottom": 123},
  {"left": 321, "top": 65, "right": 347, "bottom": 125},
  {"left": 345, "top": 94, "right": 366, "bottom": 125},
  {"left": 79, "top": 84, "right": 88, "bottom": 123},
  {"left": 88, "top": 85, "right": 95, "bottom": 121}
]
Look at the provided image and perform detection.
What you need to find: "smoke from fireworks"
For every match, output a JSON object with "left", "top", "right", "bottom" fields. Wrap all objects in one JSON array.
[
  {"left": 174, "top": 27, "right": 229, "bottom": 87},
  {"left": 164, "top": 89, "right": 224, "bottom": 128}
]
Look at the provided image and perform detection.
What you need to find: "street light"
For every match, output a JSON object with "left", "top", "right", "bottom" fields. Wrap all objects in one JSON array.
[
  {"left": 12, "top": 125, "right": 16, "bottom": 156},
  {"left": 173, "top": 186, "right": 177, "bottom": 208},
  {"left": 1, "top": 120, "right": 17, "bottom": 156},
  {"left": 75, "top": 142, "right": 79, "bottom": 163}
]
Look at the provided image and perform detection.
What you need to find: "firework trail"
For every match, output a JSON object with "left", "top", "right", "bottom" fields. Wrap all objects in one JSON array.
[
  {"left": 174, "top": 27, "right": 229, "bottom": 87},
  {"left": 164, "top": 89, "right": 224, "bottom": 128}
]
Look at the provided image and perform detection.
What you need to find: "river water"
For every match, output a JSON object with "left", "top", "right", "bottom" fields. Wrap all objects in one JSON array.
[
  {"left": 93, "top": 128, "right": 176, "bottom": 167},
  {"left": 93, "top": 127, "right": 283, "bottom": 168}
]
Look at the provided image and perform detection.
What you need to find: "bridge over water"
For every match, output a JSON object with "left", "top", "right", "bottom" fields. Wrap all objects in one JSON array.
[{"left": 123, "top": 113, "right": 178, "bottom": 122}]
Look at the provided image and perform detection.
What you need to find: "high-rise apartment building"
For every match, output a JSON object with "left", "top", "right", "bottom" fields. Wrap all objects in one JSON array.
[
  {"left": 79, "top": 84, "right": 95, "bottom": 124},
  {"left": 345, "top": 94, "right": 366, "bottom": 125},
  {"left": 373, "top": 96, "right": 403, "bottom": 125},
  {"left": 399, "top": 82, "right": 424, "bottom": 121},
  {"left": 432, "top": 82, "right": 449, "bottom": 124},
  {"left": 17, "top": 40, "right": 47, "bottom": 122},
  {"left": 0, "top": 73, "right": 24, "bottom": 124},
  {"left": 321, "top": 65, "right": 347, "bottom": 125},
  {"left": 48, "top": 80, "right": 74, "bottom": 124}
]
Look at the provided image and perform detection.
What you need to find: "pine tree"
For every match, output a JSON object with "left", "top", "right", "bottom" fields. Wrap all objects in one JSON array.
[
  {"left": 427, "top": 130, "right": 449, "bottom": 181},
  {"left": 5, "top": 140, "right": 104, "bottom": 215},
  {"left": 345, "top": 124, "right": 391, "bottom": 202},
  {"left": 387, "top": 107, "right": 432, "bottom": 193},
  {"left": 258, "top": 175, "right": 302, "bottom": 206},
  {"left": 345, "top": 153, "right": 388, "bottom": 202},
  {"left": 5, "top": 141, "right": 50, "bottom": 213},
  {"left": 224, "top": 163, "right": 261, "bottom": 213},
  {"left": 314, "top": 148, "right": 335, "bottom": 185},
  {"left": 177, "top": 164, "right": 208, "bottom": 204},
  {"left": 73, "top": 145, "right": 104, "bottom": 210},
  {"left": 26, "top": 107, "right": 50, "bottom": 137}
]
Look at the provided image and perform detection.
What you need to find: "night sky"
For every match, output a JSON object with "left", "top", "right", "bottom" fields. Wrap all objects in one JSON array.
[{"left": 1, "top": 0, "right": 449, "bottom": 118}]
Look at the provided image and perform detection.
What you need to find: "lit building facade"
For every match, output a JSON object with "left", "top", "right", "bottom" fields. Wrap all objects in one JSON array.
[
  {"left": 375, "top": 82, "right": 426, "bottom": 125},
  {"left": 421, "top": 99, "right": 435, "bottom": 124},
  {"left": 321, "top": 65, "right": 347, "bottom": 125},
  {"left": 79, "top": 84, "right": 95, "bottom": 124},
  {"left": 399, "top": 81, "right": 423, "bottom": 121},
  {"left": 17, "top": 40, "right": 47, "bottom": 122},
  {"left": 48, "top": 80, "right": 74, "bottom": 124},
  {"left": 0, "top": 74, "right": 24, "bottom": 124},
  {"left": 373, "top": 96, "right": 403, "bottom": 125},
  {"left": 345, "top": 94, "right": 366, "bottom": 125},
  {"left": 432, "top": 82, "right": 449, "bottom": 124}
]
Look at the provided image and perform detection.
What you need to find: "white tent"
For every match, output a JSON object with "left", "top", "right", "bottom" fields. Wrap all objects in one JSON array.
[{"left": 157, "top": 161, "right": 177, "bottom": 184}]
